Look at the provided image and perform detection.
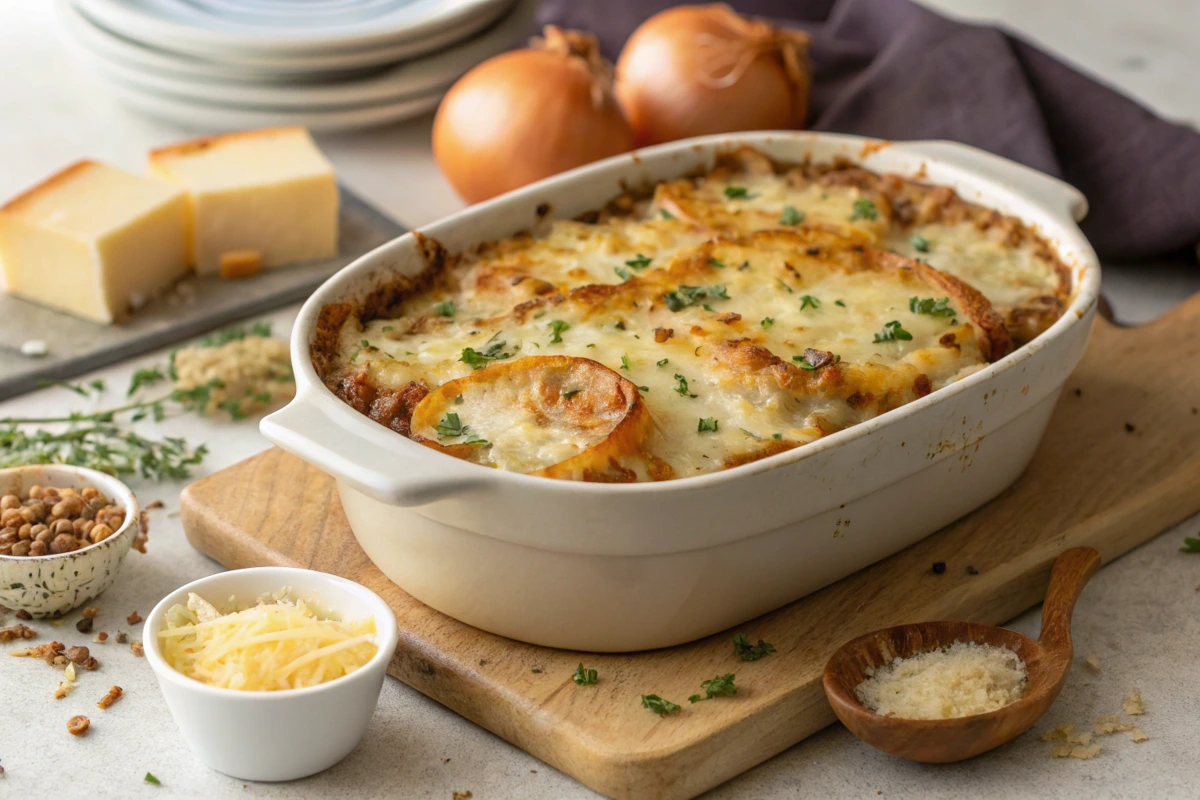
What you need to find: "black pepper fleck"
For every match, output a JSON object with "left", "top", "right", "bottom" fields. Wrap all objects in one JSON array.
[
  {"left": 966, "top": 565, "right": 979, "bottom": 575},
  {"left": 478, "top": 659, "right": 488, "bottom": 666},
  {"left": 932, "top": 561, "right": 947, "bottom": 574},
  {"left": 1124, "top": 422, "right": 1136, "bottom": 433},
  {"left": 1073, "top": 388, "right": 1082, "bottom": 397}
]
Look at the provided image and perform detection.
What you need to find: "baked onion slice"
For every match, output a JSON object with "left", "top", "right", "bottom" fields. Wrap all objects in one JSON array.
[{"left": 408, "top": 355, "right": 654, "bottom": 479}]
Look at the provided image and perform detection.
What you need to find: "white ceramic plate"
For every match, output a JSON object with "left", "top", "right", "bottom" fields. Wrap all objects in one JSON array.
[
  {"left": 105, "top": 79, "right": 444, "bottom": 132},
  {"left": 66, "top": 0, "right": 535, "bottom": 108},
  {"left": 74, "top": 0, "right": 518, "bottom": 57}
]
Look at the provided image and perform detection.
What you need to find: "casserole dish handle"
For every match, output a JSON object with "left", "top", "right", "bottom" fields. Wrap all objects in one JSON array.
[
  {"left": 902, "top": 140, "right": 1089, "bottom": 222},
  {"left": 260, "top": 396, "right": 483, "bottom": 507}
]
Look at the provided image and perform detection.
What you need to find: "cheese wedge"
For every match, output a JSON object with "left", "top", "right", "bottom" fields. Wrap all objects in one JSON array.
[
  {"left": 149, "top": 127, "right": 339, "bottom": 276},
  {"left": 0, "top": 160, "right": 188, "bottom": 324}
]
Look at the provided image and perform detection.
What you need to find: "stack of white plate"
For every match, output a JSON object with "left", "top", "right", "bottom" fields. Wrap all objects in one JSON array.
[{"left": 57, "top": 0, "right": 538, "bottom": 132}]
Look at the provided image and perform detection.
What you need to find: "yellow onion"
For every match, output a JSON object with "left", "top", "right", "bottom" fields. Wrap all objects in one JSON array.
[
  {"left": 433, "top": 26, "right": 635, "bottom": 204},
  {"left": 615, "top": 4, "right": 811, "bottom": 146}
]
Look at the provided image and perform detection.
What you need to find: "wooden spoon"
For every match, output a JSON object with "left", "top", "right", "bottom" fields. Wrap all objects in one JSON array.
[{"left": 822, "top": 546, "right": 1101, "bottom": 763}]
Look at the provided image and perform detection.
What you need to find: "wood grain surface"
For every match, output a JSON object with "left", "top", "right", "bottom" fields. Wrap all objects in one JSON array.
[{"left": 181, "top": 295, "right": 1200, "bottom": 800}]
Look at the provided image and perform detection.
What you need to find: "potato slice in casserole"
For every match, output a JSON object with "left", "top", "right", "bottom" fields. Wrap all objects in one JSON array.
[
  {"left": 314, "top": 147, "right": 1066, "bottom": 483},
  {"left": 408, "top": 356, "right": 660, "bottom": 480}
]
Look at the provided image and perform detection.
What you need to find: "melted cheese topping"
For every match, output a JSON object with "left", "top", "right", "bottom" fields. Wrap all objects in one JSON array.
[
  {"left": 323, "top": 151, "right": 1067, "bottom": 481},
  {"left": 158, "top": 592, "right": 377, "bottom": 691}
]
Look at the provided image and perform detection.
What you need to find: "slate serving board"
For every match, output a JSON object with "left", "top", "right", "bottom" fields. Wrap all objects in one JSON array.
[{"left": 0, "top": 186, "right": 403, "bottom": 401}]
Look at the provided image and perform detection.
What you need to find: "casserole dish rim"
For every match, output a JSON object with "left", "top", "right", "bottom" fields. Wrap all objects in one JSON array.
[{"left": 266, "top": 130, "right": 1101, "bottom": 500}]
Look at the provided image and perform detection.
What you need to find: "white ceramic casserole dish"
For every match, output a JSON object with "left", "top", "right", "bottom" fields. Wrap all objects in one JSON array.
[{"left": 262, "top": 132, "right": 1099, "bottom": 652}]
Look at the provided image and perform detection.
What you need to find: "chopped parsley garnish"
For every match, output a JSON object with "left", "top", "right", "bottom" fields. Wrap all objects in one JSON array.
[
  {"left": 663, "top": 284, "right": 729, "bottom": 312},
  {"left": 454, "top": 394, "right": 464, "bottom": 405},
  {"left": 614, "top": 265, "right": 632, "bottom": 281},
  {"left": 799, "top": 295, "right": 820, "bottom": 311},
  {"left": 698, "top": 417, "right": 719, "bottom": 433},
  {"left": 562, "top": 389, "right": 581, "bottom": 400},
  {"left": 779, "top": 205, "right": 805, "bottom": 226},
  {"left": 733, "top": 633, "right": 776, "bottom": 661},
  {"left": 620, "top": 354, "right": 631, "bottom": 371},
  {"left": 708, "top": 257, "right": 726, "bottom": 269},
  {"left": 625, "top": 254, "right": 652, "bottom": 270},
  {"left": 638, "top": 385, "right": 650, "bottom": 392},
  {"left": 548, "top": 319, "right": 570, "bottom": 344},
  {"left": 656, "top": 358, "right": 669, "bottom": 367},
  {"left": 740, "top": 429, "right": 762, "bottom": 439},
  {"left": 144, "top": 773, "right": 161, "bottom": 785},
  {"left": 459, "top": 338, "right": 512, "bottom": 369},
  {"left": 772, "top": 433, "right": 783, "bottom": 440},
  {"left": 688, "top": 674, "right": 737, "bottom": 702},
  {"left": 874, "top": 320, "right": 914, "bottom": 343},
  {"left": 737, "top": 260, "right": 750, "bottom": 271},
  {"left": 910, "top": 233, "right": 931, "bottom": 252},
  {"left": 659, "top": 208, "right": 675, "bottom": 220},
  {"left": 835, "top": 299, "right": 846, "bottom": 307},
  {"left": 761, "top": 317, "right": 774, "bottom": 329},
  {"left": 909, "top": 296, "right": 956, "bottom": 318},
  {"left": 702, "top": 303, "right": 715, "bottom": 312},
  {"left": 777, "top": 279, "right": 794, "bottom": 294},
  {"left": 573, "top": 663, "right": 598, "bottom": 686},
  {"left": 723, "top": 185, "right": 757, "bottom": 200},
  {"left": 673, "top": 374, "right": 697, "bottom": 398},
  {"left": 433, "top": 300, "right": 456, "bottom": 317},
  {"left": 1182, "top": 537, "right": 1200, "bottom": 553},
  {"left": 586, "top": 343, "right": 596, "bottom": 348},
  {"left": 850, "top": 198, "right": 879, "bottom": 221},
  {"left": 641, "top": 694, "right": 680, "bottom": 716},
  {"left": 793, "top": 355, "right": 818, "bottom": 371},
  {"left": 435, "top": 413, "right": 466, "bottom": 438},
  {"left": 382, "top": 325, "right": 395, "bottom": 332}
]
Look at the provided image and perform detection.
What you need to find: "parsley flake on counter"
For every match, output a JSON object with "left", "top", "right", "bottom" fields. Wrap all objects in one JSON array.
[
  {"left": 772, "top": 433, "right": 783, "bottom": 440},
  {"left": 909, "top": 296, "right": 956, "bottom": 318},
  {"left": 874, "top": 320, "right": 913, "bottom": 343},
  {"left": 799, "top": 295, "right": 820, "bottom": 311},
  {"left": 614, "top": 266, "right": 632, "bottom": 281},
  {"left": 144, "top": 773, "right": 161, "bottom": 785},
  {"left": 761, "top": 317, "right": 774, "bottom": 329},
  {"left": 656, "top": 358, "right": 669, "bottom": 367},
  {"left": 733, "top": 633, "right": 776, "bottom": 661},
  {"left": 779, "top": 205, "right": 805, "bottom": 226},
  {"left": 641, "top": 694, "right": 680, "bottom": 716},
  {"left": 688, "top": 674, "right": 737, "bottom": 702},
  {"left": 1182, "top": 537, "right": 1200, "bottom": 553},
  {"left": 910, "top": 233, "right": 931, "bottom": 253},
  {"left": 663, "top": 284, "right": 729, "bottom": 312},
  {"left": 459, "top": 338, "right": 511, "bottom": 369},
  {"left": 698, "top": 417, "right": 719, "bottom": 433},
  {"left": 673, "top": 374, "right": 697, "bottom": 398},
  {"left": 625, "top": 254, "right": 652, "bottom": 270},
  {"left": 723, "top": 185, "right": 757, "bottom": 200},
  {"left": 620, "top": 354, "right": 631, "bottom": 371},
  {"left": 850, "top": 198, "right": 879, "bottom": 221},
  {"left": 434, "top": 300, "right": 457, "bottom": 317},
  {"left": 548, "top": 319, "right": 570, "bottom": 344},
  {"left": 573, "top": 663, "right": 599, "bottom": 686}
]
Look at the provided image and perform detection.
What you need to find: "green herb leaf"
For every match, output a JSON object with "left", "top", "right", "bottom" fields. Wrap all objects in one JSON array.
[
  {"left": 614, "top": 265, "right": 632, "bottom": 281},
  {"left": 909, "top": 296, "right": 957, "bottom": 318},
  {"left": 659, "top": 208, "right": 675, "bottom": 220},
  {"left": 874, "top": 320, "right": 914, "bottom": 343},
  {"left": 733, "top": 633, "right": 776, "bottom": 661},
  {"left": 737, "top": 260, "right": 750, "bottom": 271},
  {"left": 382, "top": 325, "right": 395, "bottom": 332},
  {"left": 777, "top": 279, "right": 794, "bottom": 294},
  {"left": 663, "top": 284, "right": 729, "bottom": 312},
  {"left": 656, "top": 358, "right": 669, "bottom": 367},
  {"left": 459, "top": 338, "right": 512, "bottom": 370},
  {"left": 573, "top": 663, "right": 599, "bottom": 686},
  {"left": 779, "top": 205, "right": 805, "bottom": 226},
  {"left": 850, "top": 198, "right": 879, "bottom": 221},
  {"left": 641, "top": 694, "right": 681, "bottom": 716},
  {"left": 548, "top": 319, "right": 570, "bottom": 344},
  {"left": 793, "top": 355, "right": 818, "bottom": 371},
  {"left": 562, "top": 389, "right": 581, "bottom": 400},
  {"left": 625, "top": 254, "right": 652, "bottom": 270},
  {"left": 708, "top": 258, "right": 726, "bottom": 269},
  {"left": 698, "top": 417, "right": 719, "bottom": 433},
  {"left": 799, "top": 295, "right": 820, "bottom": 311},
  {"left": 435, "top": 413, "right": 467, "bottom": 439},
  {"left": 740, "top": 429, "right": 762, "bottom": 439},
  {"left": 761, "top": 317, "right": 774, "bottom": 329},
  {"left": 1182, "top": 537, "right": 1200, "bottom": 553},
  {"left": 688, "top": 673, "right": 737, "bottom": 702},
  {"left": 434, "top": 300, "right": 457, "bottom": 317},
  {"left": 835, "top": 299, "right": 846, "bottom": 308},
  {"left": 201, "top": 322, "right": 272, "bottom": 348},
  {"left": 772, "top": 433, "right": 783, "bottom": 440},
  {"left": 723, "top": 186, "right": 757, "bottom": 200},
  {"left": 144, "top": 773, "right": 161, "bottom": 785},
  {"left": 620, "top": 354, "right": 631, "bottom": 371},
  {"left": 910, "top": 233, "right": 931, "bottom": 253},
  {"left": 673, "top": 374, "right": 697, "bottom": 398}
]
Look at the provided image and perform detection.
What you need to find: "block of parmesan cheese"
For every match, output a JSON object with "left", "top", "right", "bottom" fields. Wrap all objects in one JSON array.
[
  {"left": 0, "top": 161, "right": 188, "bottom": 324},
  {"left": 148, "top": 127, "right": 339, "bottom": 276}
]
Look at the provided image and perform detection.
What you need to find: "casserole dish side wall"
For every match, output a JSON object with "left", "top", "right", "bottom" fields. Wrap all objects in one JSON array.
[{"left": 264, "top": 132, "right": 1100, "bottom": 651}]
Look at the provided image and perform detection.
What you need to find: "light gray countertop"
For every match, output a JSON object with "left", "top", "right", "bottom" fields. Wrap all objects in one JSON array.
[{"left": 1, "top": 1, "right": 1198, "bottom": 797}]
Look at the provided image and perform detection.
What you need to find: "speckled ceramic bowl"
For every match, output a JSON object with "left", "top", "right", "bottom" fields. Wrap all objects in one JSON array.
[{"left": 0, "top": 465, "right": 140, "bottom": 617}]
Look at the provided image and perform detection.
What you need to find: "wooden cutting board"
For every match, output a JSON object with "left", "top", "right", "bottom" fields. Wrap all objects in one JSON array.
[{"left": 180, "top": 294, "right": 1200, "bottom": 800}]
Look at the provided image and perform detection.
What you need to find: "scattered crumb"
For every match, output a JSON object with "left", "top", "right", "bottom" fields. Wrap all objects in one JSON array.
[
  {"left": 1040, "top": 724, "right": 1073, "bottom": 742},
  {"left": 67, "top": 715, "right": 90, "bottom": 736},
  {"left": 1050, "top": 744, "right": 1074, "bottom": 758},
  {"left": 75, "top": 618, "right": 93, "bottom": 634},
  {"left": 452, "top": 792, "right": 472, "bottom": 800},
  {"left": 1094, "top": 715, "right": 1135, "bottom": 735},
  {"left": 81, "top": 607, "right": 99, "bottom": 620},
  {"left": 1070, "top": 744, "right": 1102, "bottom": 759},
  {"left": 54, "top": 680, "right": 75, "bottom": 700},
  {"left": 1128, "top": 727, "right": 1148, "bottom": 743},
  {"left": 96, "top": 685, "right": 124, "bottom": 709},
  {"left": 1073, "top": 732, "right": 1093, "bottom": 746},
  {"left": 126, "top": 611, "right": 142, "bottom": 625},
  {"left": 130, "top": 641, "right": 144, "bottom": 657},
  {"left": 1085, "top": 653, "right": 1101, "bottom": 673},
  {"left": 145, "top": 500, "right": 164, "bottom": 510},
  {"left": 478, "top": 659, "right": 487, "bottom": 666},
  {"left": 1124, "top": 422, "right": 1135, "bottom": 433},
  {"left": 0, "top": 624, "right": 36, "bottom": 642},
  {"left": 1122, "top": 690, "right": 1145, "bottom": 715},
  {"left": 93, "top": 632, "right": 108, "bottom": 644},
  {"left": 21, "top": 339, "right": 48, "bottom": 358},
  {"left": 442, "top": 758, "right": 451, "bottom": 764},
  {"left": 115, "top": 631, "right": 128, "bottom": 644},
  {"left": 931, "top": 561, "right": 946, "bottom": 574}
]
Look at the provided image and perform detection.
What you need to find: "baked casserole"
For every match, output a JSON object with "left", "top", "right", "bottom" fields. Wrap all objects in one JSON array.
[{"left": 312, "top": 147, "right": 1071, "bottom": 482}]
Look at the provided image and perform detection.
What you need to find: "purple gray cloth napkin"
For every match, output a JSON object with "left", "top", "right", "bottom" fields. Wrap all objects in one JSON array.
[{"left": 536, "top": 0, "right": 1200, "bottom": 263}]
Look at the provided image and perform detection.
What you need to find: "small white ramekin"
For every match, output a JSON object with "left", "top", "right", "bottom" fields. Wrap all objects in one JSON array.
[
  {"left": 0, "top": 464, "right": 141, "bottom": 617},
  {"left": 143, "top": 567, "right": 399, "bottom": 782}
]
